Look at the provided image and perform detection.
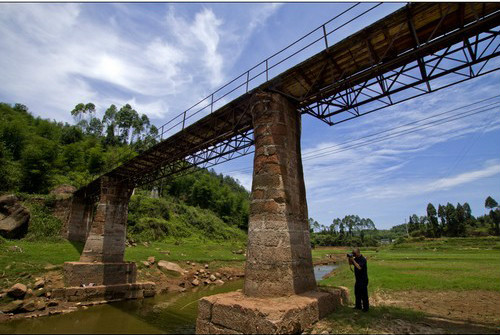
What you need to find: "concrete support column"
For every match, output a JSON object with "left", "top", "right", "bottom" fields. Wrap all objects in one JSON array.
[
  {"left": 244, "top": 91, "right": 316, "bottom": 297},
  {"left": 79, "top": 176, "right": 133, "bottom": 263},
  {"left": 66, "top": 193, "right": 93, "bottom": 243}
]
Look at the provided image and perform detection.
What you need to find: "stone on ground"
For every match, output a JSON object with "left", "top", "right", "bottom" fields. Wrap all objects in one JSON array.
[
  {"left": 157, "top": 260, "right": 184, "bottom": 274},
  {"left": 7, "top": 283, "right": 27, "bottom": 299},
  {"left": 0, "top": 194, "right": 30, "bottom": 239}
]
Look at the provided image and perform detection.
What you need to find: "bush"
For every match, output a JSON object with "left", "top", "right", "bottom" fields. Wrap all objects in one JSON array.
[{"left": 23, "top": 202, "right": 63, "bottom": 241}]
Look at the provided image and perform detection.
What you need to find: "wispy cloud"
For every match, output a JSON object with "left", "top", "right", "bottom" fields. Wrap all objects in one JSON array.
[{"left": 0, "top": 3, "right": 280, "bottom": 124}]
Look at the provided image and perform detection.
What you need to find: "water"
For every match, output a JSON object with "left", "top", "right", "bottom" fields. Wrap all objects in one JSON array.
[
  {"left": 0, "top": 265, "right": 337, "bottom": 334},
  {"left": 314, "top": 263, "right": 338, "bottom": 281}
]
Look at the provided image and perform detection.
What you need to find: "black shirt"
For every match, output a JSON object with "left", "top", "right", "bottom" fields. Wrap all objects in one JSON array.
[{"left": 354, "top": 255, "right": 368, "bottom": 284}]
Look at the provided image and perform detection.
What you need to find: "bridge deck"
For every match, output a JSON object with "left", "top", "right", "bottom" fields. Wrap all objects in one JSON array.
[{"left": 78, "top": 2, "right": 500, "bottom": 196}]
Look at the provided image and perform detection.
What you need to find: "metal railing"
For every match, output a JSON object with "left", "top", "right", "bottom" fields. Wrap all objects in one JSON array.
[{"left": 155, "top": 2, "right": 390, "bottom": 140}]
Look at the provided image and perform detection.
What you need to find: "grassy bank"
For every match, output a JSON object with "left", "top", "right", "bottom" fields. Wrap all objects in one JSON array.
[{"left": 0, "top": 238, "right": 245, "bottom": 290}]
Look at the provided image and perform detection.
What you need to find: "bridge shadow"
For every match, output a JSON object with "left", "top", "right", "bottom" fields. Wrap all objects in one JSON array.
[{"left": 68, "top": 241, "right": 85, "bottom": 255}]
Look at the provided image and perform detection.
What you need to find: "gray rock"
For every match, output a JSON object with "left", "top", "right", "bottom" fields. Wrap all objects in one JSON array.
[
  {"left": 0, "top": 195, "right": 30, "bottom": 239},
  {"left": 7, "top": 283, "right": 27, "bottom": 299},
  {"left": 20, "top": 299, "right": 37, "bottom": 313},
  {"left": 157, "top": 260, "right": 184, "bottom": 274}
]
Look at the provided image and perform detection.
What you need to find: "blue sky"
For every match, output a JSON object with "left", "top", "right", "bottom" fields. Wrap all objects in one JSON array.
[{"left": 1, "top": 3, "right": 499, "bottom": 229}]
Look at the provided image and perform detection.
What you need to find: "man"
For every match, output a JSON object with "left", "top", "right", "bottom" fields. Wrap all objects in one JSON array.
[{"left": 348, "top": 247, "right": 369, "bottom": 312}]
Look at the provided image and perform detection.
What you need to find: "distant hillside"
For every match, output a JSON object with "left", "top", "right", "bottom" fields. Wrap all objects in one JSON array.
[{"left": 0, "top": 102, "right": 249, "bottom": 240}]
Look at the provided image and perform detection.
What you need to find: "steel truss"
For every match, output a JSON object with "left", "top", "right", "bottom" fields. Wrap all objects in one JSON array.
[
  {"left": 131, "top": 129, "right": 254, "bottom": 187},
  {"left": 300, "top": 6, "right": 500, "bottom": 125}
]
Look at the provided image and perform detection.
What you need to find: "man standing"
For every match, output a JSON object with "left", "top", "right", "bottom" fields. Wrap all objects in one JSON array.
[{"left": 348, "top": 247, "right": 369, "bottom": 312}]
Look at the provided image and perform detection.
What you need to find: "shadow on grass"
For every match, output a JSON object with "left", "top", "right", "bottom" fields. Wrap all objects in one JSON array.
[
  {"left": 318, "top": 305, "right": 500, "bottom": 334},
  {"left": 68, "top": 241, "right": 85, "bottom": 255}
]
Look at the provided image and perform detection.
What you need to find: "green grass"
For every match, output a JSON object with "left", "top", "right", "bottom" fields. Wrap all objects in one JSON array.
[
  {"left": 0, "top": 237, "right": 246, "bottom": 290},
  {"left": 318, "top": 237, "right": 500, "bottom": 292}
]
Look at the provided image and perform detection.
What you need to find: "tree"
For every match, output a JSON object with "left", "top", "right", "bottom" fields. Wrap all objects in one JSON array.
[
  {"left": 87, "top": 117, "right": 103, "bottom": 137},
  {"left": 71, "top": 102, "right": 96, "bottom": 122},
  {"left": 426, "top": 203, "right": 439, "bottom": 237},
  {"left": 485, "top": 196, "right": 500, "bottom": 235},
  {"left": 116, "top": 104, "right": 139, "bottom": 144}
]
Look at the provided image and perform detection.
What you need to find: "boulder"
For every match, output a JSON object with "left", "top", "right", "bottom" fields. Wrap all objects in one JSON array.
[
  {"left": 0, "top": 300, "right": 23, "bottom": 313},
  {"left": 0, "top": 195, "right": 30, "bottom": 239},
  {"left": 191, "top": 279, "right": 200, "bottom": 286},
  {"left": 214, "top": 279, "right": 225, "bottom": 285},
  {"left": 209, "top": 274, "right": 216, "bottom": 281},
  {"left": 7, "top": 283, "right": 27, "bottom": 299},
  {"left": 157, "top": 261, "right": 184, "bottom": 275}
]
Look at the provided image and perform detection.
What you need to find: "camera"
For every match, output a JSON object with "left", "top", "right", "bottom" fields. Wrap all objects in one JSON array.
[{"left": 347, "top": 253, "right": 354, "bottom": 258}]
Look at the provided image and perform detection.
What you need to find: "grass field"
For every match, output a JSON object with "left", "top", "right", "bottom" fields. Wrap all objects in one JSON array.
[
  {"left": 0, "top": 237, "right": 246, "bottom": 289},
  {"left": 311, "top": 237, "right": 500, "bottom": 333},
  {"left": 318, "top": 237, "right": 500, "bottom": 291}
]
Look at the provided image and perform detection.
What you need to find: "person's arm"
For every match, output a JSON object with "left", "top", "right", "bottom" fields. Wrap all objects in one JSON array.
[{"left": 351, "top": 258, "right": 363, "bottom": 270}]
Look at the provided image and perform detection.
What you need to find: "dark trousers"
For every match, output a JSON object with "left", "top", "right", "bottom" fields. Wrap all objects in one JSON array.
[{"left": 354, "top": 281, "right": 369, "bottom": 311}]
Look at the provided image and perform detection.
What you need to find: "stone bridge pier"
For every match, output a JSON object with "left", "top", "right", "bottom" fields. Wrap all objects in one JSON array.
[
  {"left": 55, "top": 176, "right": 155, "bottom": 302},
  {"left": 196, "top": 92, "right": 346, "bottom": 334}
]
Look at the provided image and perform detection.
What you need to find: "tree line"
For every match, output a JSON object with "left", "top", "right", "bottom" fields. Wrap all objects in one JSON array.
[
  {"left": 393, "top": 196, "right": 500, "bottom": 238},
  {"left": 309, "top": 215, "right": 380, "bottom": 247}
]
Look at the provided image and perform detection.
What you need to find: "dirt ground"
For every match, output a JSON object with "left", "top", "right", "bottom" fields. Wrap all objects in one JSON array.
[
  {"left": 309, "top": 289, "right": 500, "bottom": 334},
  {"left": 371, "top": 289, "right": 500, "bottom": 326}
]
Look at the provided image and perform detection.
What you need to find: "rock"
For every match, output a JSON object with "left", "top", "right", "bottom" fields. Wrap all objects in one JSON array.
[
  {"left": 0, "top": 300, "right": 23, "bottom": 313},
  {"left": 35, "top": 288, "right": 46, "bottom": 297},
  {"left": 232, "top": 249, "right": 244, "bottom": 254},
  {"left": 25, "top": 289, "right": 34, "bottom": 298},
  {"left": 7, "top": 283, "right": 27, "bottom": 299},
  {"left": 143, "top": 242, "right": 150, "bottom": 247},
  {"left": 47, "top": 301, "right": 58, "bottom": 307},
  {"left": 199, "top": 269, "right": 205, "bottom": 274},
  {"left": 186, "top": 261, "right": 191, "bottom": 265},
  {"left": 8, "top": 245, "right": 23, "bottom": 252},
  {"left": 33, "top": 279, "right": 45, "bottom": 289},
  {"left": 20, "top": 299, "right": 37, "bottom": 313},
  {"left": 50, "top": 185, "right": 76, "bottom": 197},
  {"left": 204, "top": 264, "right": 209, "bottom": 269},
  {"left": 160, "top": 250, "right": 170, "bottom": 255},
  {"left": 214, "top": 279, "right": 224, "bottom": 285},
  {"left": 209, "top": 274, "right": 216, "bottom": 281},
  {"left": 191, "top": 279, "right": 200, "bottom": 286},
  {"left": 203, "top": 280, "right": 210, "bottom": 285},
  {"left": 180, "top": 288, "right": 187, "bottom": 293},
  {"left": 215, "top": 272, "right": 222, "bottom": 279},
  {"left": 0, "top": 194, "right": 30, "bottom": 239},
  {"left": 157, "top": 261, "right": 184, "bottom": 274},
  {"left": 141, "top": 261, "right": 150, "bottom": 267},
  {"left": 147, "top": 256, "right": 155, "bottom": 265}
]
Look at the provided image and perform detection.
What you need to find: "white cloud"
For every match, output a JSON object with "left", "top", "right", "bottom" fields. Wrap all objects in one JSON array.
[{"left": 0, "top": 3, "right": 280, "bottom": 124}]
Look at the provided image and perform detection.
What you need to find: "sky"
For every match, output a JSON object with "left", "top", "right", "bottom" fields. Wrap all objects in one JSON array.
[{"left": 1, "top": 2, "right": 499, "bottom": 230}]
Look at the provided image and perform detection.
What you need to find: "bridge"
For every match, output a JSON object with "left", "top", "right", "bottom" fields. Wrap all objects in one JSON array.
[{"left": 60, "top": 3, "right": 500, "bottom": 333}]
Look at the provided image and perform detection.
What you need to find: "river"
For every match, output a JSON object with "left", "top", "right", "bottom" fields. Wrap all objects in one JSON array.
[{"left": 0, "top": 264, "right": 337, "bottom": 334}]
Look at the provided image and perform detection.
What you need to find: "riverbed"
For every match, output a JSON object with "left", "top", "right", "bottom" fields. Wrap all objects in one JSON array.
[{"left": 0, "top": 264, "right": 337, "bottom": 334}]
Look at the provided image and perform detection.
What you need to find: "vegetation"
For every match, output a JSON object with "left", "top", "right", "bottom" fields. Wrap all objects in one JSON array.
[
  {"left": 319, "top": 237, "right": 500, "bottom": 292},
  {"left": 396, "top": 197, "right": 500, "bottom": 238},
  {"left": 310, "top": 215, "right": 383, "bottom": 247},
  {"left": 0, "top": 102, "right": 250, "bottom": 242}
]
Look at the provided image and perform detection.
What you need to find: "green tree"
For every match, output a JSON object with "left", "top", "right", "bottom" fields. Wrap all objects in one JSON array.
[
  {"left": 485, "top": 196, "right": 500, "bottom": 235},
  {"left": 426, "top": 203, "right": 439, "bottom": 237}
]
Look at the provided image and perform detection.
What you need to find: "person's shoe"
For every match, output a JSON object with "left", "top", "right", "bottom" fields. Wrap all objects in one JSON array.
[
  {"left": 353, "top": 307, "right": 361, "bottom": 310},
  {"left": 362, "top": 309, "right": 369, "bottom": 312}
]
